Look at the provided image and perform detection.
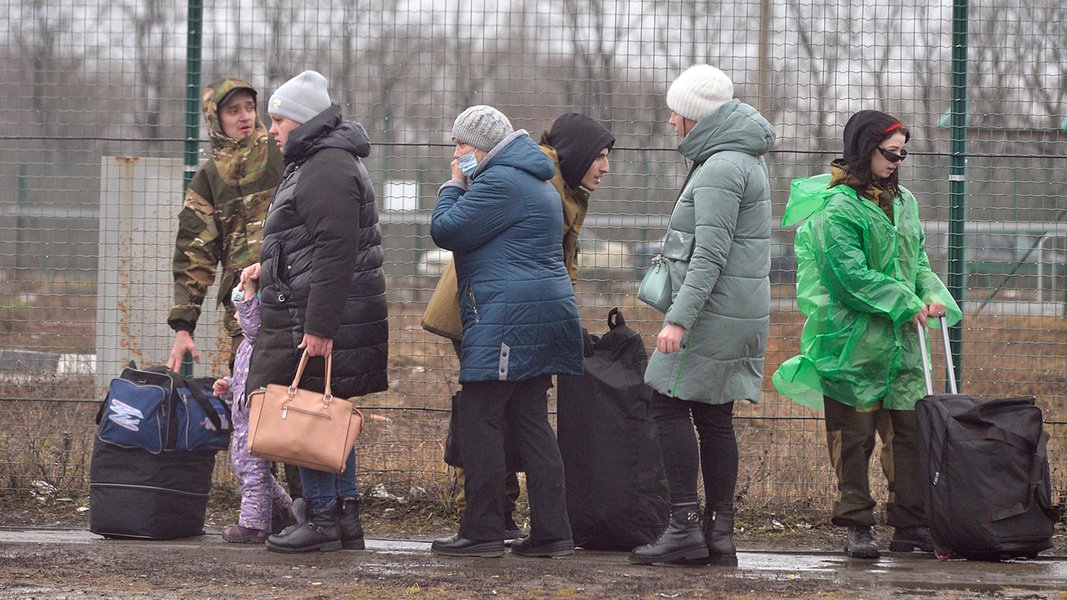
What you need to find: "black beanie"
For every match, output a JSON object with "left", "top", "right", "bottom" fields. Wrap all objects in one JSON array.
[
  {"left": 842, "top": 110, "right": 910, "bottom": 164},
  {"left": 541, "top": 113, "right": 615, "bottom": 189}
]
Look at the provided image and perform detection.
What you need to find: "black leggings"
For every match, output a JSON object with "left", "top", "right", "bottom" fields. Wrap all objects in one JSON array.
[{"left": 651, "top": 391, "right": 737, "bottom": 508}]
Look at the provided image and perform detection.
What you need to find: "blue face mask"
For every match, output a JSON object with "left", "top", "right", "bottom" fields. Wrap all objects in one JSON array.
[{"left": 457, "top": 151, "right": 479, "bottom": 178}]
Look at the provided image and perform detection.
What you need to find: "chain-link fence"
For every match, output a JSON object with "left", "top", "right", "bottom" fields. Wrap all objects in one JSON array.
[{"left": 2, "top": 0, "right": 1065, "bottom": 517}]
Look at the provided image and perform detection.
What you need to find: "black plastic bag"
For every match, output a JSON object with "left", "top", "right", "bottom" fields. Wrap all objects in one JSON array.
[{"left": 557, "top": 308, "right": 669, "bottom": 550}]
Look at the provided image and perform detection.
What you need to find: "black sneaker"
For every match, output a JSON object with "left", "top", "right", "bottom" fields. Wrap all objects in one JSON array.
[
  {"left": 889, "top": 526, "right": 935, "bottom": 553},
  {"left": 845, "top": 525, "right": 879, "bottom": 559},
  {"left": 503, "top": 515, "right": 529, "bottom": 544},
  {"left": 510, "top": 537, "right": 575, "bottom": 558}
]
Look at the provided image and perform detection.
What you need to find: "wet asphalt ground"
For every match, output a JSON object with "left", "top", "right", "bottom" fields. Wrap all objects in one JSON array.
[{"left": 1, "top": 527, "right": 1065, "bottom": 599}]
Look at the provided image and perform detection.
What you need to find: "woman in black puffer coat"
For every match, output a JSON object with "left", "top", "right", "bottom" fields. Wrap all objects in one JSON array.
[{"left": 244, "top": 71, "right": 387, "bottom": 554}]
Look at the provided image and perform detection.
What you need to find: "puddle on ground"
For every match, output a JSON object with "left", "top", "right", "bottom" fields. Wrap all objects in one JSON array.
[{"left": 3, "top": 529, "right": 1065, "bottom": 593}]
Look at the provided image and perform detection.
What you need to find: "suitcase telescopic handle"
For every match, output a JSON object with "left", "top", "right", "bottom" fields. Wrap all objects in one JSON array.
[{"left": 917, "top": 318, "right": 958, "bottom": 396}]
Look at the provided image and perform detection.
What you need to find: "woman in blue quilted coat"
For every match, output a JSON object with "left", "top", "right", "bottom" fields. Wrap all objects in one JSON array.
[{"left": 429, "top": 105, "right": 584, "bottom": 559}]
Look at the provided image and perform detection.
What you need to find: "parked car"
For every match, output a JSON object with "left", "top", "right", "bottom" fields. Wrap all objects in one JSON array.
[
  {"left": 415, "top": 247, "right": 451, "bottom": 278},
  {"left": 577, "top": 233, "right": 632, "bottom": 282}
]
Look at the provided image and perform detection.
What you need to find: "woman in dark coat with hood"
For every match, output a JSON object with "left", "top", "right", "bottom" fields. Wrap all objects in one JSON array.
[{"left": 243, "top": 70, "right": 388, "bottom": 554}]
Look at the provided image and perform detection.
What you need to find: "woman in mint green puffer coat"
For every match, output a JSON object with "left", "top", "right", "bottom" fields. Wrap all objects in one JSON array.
[
  {"left": 631, "top": 65, "right": 775, "bottom": 568},
  {"left": 643, "top": 99, "right": 774, "bottom": 404}
]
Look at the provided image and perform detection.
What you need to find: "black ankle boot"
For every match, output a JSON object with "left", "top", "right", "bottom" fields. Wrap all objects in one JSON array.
[
  {"left": 628, "top": 503, "right": 709, "bottom": 565},
  {"left": 265, "top": 504, "right": 342, "bottom": 553},
  {"left": 338, "top": 497, "right": 365, "bottom": 550},
  {"left": 845, "top": 525, "right": 880, "bottom": 559},
  {"left": 700, "top": 507, "right": 738, "bottom": 567}
]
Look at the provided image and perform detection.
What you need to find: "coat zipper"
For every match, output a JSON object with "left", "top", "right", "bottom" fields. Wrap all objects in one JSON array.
[
  {"left": 466, "top": 282, "right": 480, "bottom": 322},
  {"left": 670, "top": 315, "right": 698, "bottom": 395}
]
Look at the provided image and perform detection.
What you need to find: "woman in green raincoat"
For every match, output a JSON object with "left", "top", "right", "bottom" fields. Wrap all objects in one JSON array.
[{"left": 772, "top": 110, "right": 961, "bottom": 560}]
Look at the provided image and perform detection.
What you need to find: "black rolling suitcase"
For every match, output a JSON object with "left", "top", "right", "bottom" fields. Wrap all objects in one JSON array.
[
  {"left": 556, "top": 308, "right": 669, "bottom": 550},
  {"left": 90, "top": 365, "right": 230, "bottom": 539},
  {"left": 916, "top": 319, "right": 1059, "bottom": 560}
]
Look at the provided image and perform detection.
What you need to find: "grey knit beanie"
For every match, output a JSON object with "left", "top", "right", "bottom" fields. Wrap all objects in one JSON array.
[
  {"left": 451, "top": 105, "right": 514, "bottom": 152},
  {"left": 268, "top": 70, "right": 332, "bottom": 124},
  {"left": 666, "top": 65, "right": 734, "bottom": 122}
]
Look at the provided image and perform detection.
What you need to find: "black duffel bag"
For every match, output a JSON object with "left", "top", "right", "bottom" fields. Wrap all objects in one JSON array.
[
  {"left": 90, "top": 363, "right": 231, "bottom": 539},
  {"left": 556, "top": 307, "right": 669, "bottom": 550},
  {"left": 916, "top": 320, "right": 1060, "bottom": 560}
]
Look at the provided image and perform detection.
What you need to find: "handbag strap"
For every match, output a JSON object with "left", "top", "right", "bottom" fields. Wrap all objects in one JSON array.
[
  {"left": 289, "top": 349, "right": 334, "bottom": 401},
  {"left": 324, "top": 353, "right": 333, "bottom": 399},
  {"left": 648, "top": 162, "right": 701, "bottom": 260}
]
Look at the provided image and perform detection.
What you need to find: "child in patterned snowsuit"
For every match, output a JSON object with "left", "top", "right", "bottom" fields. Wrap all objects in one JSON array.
[{"left": 213, "top": 281, "right": 294, "bottom": 543}]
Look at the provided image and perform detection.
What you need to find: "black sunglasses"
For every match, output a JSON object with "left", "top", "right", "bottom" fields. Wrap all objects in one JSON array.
[{"left": 877, "top": 146, "right": 908, "bottom": 163}]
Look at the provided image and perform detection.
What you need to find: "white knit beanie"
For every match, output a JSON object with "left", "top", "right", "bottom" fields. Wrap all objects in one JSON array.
[
  {"left": 666, "top": 65, "right": 734, "bottom": 122},
  {"left": 451, "top": 105, "right": 514, "bottom": 152},
  {"left": 268, "top": 70, "right": 332, "bottom": 124}
]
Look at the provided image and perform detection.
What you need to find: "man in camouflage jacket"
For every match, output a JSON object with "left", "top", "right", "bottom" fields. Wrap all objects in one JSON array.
[{"left": 166, "top": 78, "right": 285, "bottom": 371}]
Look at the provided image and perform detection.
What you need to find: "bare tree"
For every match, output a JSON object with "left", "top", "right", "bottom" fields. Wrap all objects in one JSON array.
[
  {"left": 336, "top": 0, "right": 430, "bottom": 145},
  {"left": 970, "top": 2, "right": 1066, "bottom": 132},
  {"left": 783, "top": 0, "right": 848, "bottom": 148},
  {"left": 262, "top": 1, "right": 303, "bottom": 89},
  {"left": 111, "top": 0, "right": 176, "bottom": 143},
  {"left": 558, "top": 0, "right": 628, "bottom": 121},
  {"left": 908, "top": 4, "right": 953, "bottom": 140},
  {"left": 10, "top": 0, "right": 90, "bottom": 139},
  {"left": 449, "top": 1, "right": 504, "bottom": 110},
  {"left": 1021, "top": 4, "right": 1067, "bottom": 129}
]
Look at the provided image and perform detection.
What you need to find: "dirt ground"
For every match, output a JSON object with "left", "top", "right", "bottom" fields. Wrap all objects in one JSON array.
[
  {"left": 0, "top": 537, "right": 830, "bottom": 600},
  {"left": 2, "top": 501, "right": 1066, "bottom": 599}
]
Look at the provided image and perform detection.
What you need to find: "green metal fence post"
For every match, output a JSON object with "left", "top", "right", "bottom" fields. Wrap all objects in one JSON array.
[
  {"left": 180, "top": 0, "right": 203, "bottom": 377},
  {"left": 946, "top": 0, "right": 968, "bottom": 391}
]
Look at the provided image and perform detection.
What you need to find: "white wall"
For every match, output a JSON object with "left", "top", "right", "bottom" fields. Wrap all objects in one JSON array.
[{"left": 95, "top": 157, "right": 228, "bottom": 391}]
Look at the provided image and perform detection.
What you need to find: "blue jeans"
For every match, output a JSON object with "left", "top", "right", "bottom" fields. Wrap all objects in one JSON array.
[{"left": 298, "top": 449, "right": 358, "bottom": 512}]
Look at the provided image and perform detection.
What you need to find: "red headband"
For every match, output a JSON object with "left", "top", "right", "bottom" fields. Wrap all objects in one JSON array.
[{"left": 884, "top": 122, "right": 904, "bottom": 133}]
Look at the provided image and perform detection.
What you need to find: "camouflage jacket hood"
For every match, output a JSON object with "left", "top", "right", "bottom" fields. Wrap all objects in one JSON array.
[{"left": 202, "top": 78, "right": 273, "bottom": 186}]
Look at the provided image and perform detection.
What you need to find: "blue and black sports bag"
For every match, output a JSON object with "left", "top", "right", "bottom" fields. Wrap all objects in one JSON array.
[{"left": 95, "top": 363, "right": 231, "bottom": 453}]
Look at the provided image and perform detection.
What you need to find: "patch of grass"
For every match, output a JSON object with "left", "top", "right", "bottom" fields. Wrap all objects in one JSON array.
[{"left": 0, "top": 279, "right": 96, "bottom": 353}]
